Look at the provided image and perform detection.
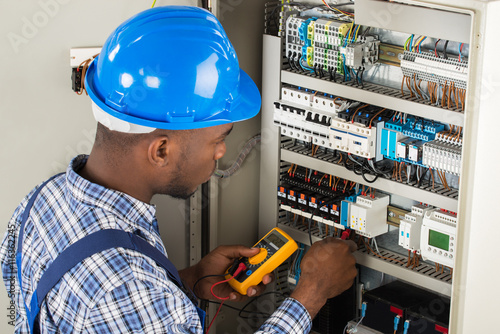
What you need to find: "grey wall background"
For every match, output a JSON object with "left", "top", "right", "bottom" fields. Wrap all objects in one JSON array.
[{"left": 0, "top": 0, "right": 266, "bottom": 332}]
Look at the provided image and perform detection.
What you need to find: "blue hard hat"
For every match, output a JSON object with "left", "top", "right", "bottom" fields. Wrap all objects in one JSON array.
[{"left": 85, "top": 6, "right": 261, "bottom": 131}]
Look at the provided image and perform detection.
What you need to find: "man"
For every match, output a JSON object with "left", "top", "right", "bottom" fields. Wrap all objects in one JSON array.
[{"left": 1, "top": 6, "right": 357, "bottom": 333}]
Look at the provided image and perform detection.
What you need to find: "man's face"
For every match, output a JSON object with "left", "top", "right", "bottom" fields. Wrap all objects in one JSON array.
[{"left": 163, "top": 123, "right": 233, "bottom": 199}]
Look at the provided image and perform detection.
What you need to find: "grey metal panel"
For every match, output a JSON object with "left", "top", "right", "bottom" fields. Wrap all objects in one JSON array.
[
  {"left": 281, "top": 149, "right": 459, "bottom": 212},
  {"left": 278, "top": 223, "right": 452, "bottom": 297},
  {"left": 281, "top": 70, "right": 465, "bottom": 127},
  {"left": 189, "top": 191, "right": 202, "bottom": 266},
  {"left": 355, "top": 0, "right": 471, "bottom": 43},
  {"left": 258, "top": 35, "right": 283, "bottom": 237}
]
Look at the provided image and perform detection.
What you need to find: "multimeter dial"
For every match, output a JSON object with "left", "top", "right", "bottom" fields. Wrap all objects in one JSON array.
[
  {"left": 226, "top": 228, "right": 298, "bottom": 295},
  {"left": 235, "top": 238, "right": 282, "bottom": 283},
  {"left": 248, "top": 248, "right": 268, "bottom": 265}
]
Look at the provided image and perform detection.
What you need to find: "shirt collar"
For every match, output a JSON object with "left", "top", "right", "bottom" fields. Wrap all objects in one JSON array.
[{"left": 65, "top": 155, "right": 158, "bottom": 234}]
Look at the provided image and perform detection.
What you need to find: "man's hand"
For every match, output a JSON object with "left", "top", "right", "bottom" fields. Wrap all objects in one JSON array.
[
  {"left": 290, "top": 238, "right": 357, "bottom": 318},
  {"left": 179, "top": 245, "right": 274, "bottom": 302}
]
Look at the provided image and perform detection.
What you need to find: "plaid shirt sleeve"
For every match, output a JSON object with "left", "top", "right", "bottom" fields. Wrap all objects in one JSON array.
[
  {"left": 256, "top": 298, "right": 312, "bottom": 334},
  {"left": 83, "top": 285, "right": 310, "bottom": 334},
  {"left": 84, "top": 279, "right": 203, "bottom": 334}
]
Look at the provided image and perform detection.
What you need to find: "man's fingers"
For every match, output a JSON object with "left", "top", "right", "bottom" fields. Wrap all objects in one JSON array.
[
  {"left": 228, "top": 291, "right": 247, "bottom": 302},
  {"left": 216, "top": 245, "right": 260, "bottom": 259},
  {"left": 345, "top": 240, "right": 358, "bottom": 253},
  {"left": 246, "top": 282, "right": 266, "bottom": 297},
  {"left": 261, "top": 273, "right": 274, "bottom": 285}
]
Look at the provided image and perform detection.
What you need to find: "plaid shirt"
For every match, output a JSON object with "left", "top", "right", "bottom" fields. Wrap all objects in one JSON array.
[{"left": 1, "top": 155, "right": 311, "bottom": 333}]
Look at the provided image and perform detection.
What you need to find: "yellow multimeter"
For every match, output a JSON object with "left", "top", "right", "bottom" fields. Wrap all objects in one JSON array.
[{"left": 225, "top": 227, "right": 298, "bottom": 295}]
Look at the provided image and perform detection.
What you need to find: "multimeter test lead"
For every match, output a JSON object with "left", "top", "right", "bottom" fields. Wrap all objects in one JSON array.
[
  {"left": 206, "top": 262, "right": 247, "bottom": 333},
  {"left": 211, "top": 262, "right": 247, "bottom": 300}
]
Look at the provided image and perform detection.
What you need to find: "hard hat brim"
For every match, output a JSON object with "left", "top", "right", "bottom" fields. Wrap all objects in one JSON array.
[{"left": 85, "top": 59, "right": 261, "bottom": 131}]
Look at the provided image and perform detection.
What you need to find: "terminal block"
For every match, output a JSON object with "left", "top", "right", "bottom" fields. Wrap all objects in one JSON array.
[
  {"left": 382, "top": 117, "right": 445, "bottom": 164},
  {"left": 422, "top": 140, "right": 462, "bottom": 175},
  {"left": 312, "top": 18, "right": 350, "bottom": 72},
  {"left": 399, "top": 204, "right": 433, "bottom": 252},
  {"left": 313, "top": 47, "right": 340, "bottom": 73},
  {"left": 340, "top": 36, "right": 380, "bottom": 68},
  {"left": 350, "top": 193, "right": 390, "bottom": 238},
  {"left": 400, "top": 51, "right": 468, "bottom": 90},
  {"left": 286, "top": 16, "right": 307, "bottom": 58},
  {"left": 436, "top": 131, "right": 463, "bottom": 145},
  {"left": 313, "top": 18, "right": 349, "bottom": 49}
]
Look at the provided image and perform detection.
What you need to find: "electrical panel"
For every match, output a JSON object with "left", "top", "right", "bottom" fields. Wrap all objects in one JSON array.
[{"left": 259, "top": 0, "right": 476, "bottom": 332}]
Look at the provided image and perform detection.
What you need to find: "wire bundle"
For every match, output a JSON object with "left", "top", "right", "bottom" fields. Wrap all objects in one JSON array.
[
  {"left": 75, "top": 54, "right": 99, "bottom": 96},
  {"left": 402, "top": 36, "right": 467, "bottom": 110}
]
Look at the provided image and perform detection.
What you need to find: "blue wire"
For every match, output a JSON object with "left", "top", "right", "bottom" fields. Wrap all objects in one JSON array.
[
  {"left": 353, "top": 25, "right": 360, "bottom": 43},
  {"left": 294, "top": 246, "right": 304, "bottom": 282},
  {"left": 299, "top": 57, "right": 314, "bottom": 73},
  {"left": 342, "top": 55, "right": 351, "bottom": 81},
  {"left": 459, "top": 43, "right": 463, "bottom": 61},
  {"left": 410, "top": 34, "right": 414, "bottom": 52},
  {"left": 351, "top": 68, "right": 358, "bottom": 83},
  {"left": 403, "top": 320, "right": 410, "bottom": 334},
  {"left": 418, "top": 36, "right": 427, "bottom": 53}
]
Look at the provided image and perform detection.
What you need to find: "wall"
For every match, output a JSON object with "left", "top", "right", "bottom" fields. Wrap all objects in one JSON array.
[{"left": 0, "top": 0, "right": 197, "bottom": 331}]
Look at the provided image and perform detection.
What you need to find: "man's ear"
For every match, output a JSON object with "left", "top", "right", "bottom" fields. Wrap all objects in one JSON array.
[{"left": 148, "top": 136, "right": 170, "bottom": 167}]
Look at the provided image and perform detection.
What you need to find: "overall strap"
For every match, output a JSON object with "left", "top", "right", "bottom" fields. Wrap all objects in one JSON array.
[
  {"left": 35, "top": 230, "right": 184, "bottom": 303},
  {"left": 15, "top": 173, "right": 64, "bottom": 333},
  {"left": 30, "top": 230, "right": 205, "bottom": 333}
]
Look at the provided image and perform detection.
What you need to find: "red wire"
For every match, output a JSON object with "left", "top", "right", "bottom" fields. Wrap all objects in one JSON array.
[
  {"left": 206, "top": 263, "right": 246, "bottom": 333},
  {"left": 210, "top": 277, "right": 233, "bottom": 301},
  {"left": 435, "top": 39, "right": 441, "bottom": 57},
  {"left": 206, "top": 300, "right": 225, "bottom": 334}
]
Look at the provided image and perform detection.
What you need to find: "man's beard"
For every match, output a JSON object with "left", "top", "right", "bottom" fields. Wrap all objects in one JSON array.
[
  {"left": 159, "top": 157, "right": 215, "bottom": 200},
  {"left": 160, "top": 164, "right": 197, "bottom": 200},
  {"left": 166, "top": 185, "right": 197, "bottom": 200}
]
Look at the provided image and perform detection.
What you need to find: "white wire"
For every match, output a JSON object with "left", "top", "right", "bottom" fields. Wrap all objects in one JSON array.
[{"left": 372, "top": 237, "right": 380, "bottom": 254}]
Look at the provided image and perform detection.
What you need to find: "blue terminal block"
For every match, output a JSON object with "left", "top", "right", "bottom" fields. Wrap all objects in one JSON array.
[
  {"left": 340, "top": 192, "right": 358, "bottom": 228},
  {"left": 380, "top": 128, "right": 400, "bottom": 161},
  {"left": 401, "top": 127, "right": 433, "bottom": 141},
  {"left": 299, "top": 18, "right": 317, "bottom": 42},
  {"left": 408, "top": 119, "right": 445, "bottom": 134},
  {"left": 340, "top": 200, "right": 351, "bottom": 227},
  {"left": 384, "top": 119, "right": 404, "bottom": 132}
]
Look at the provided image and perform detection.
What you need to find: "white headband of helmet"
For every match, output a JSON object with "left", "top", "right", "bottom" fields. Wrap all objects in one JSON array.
[{"left": 91, "top": 101, "right": 155, "bottom": 134}]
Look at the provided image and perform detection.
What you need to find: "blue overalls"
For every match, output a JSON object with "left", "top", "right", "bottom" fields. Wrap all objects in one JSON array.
[{"left": 15, "top": 174, "right": 206, "bottom": 333}]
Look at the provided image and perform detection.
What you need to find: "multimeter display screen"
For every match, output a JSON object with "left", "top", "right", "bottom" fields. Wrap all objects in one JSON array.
[
  {"left": 428, "top": 229, "right": 449, "bottom": 251},
  {"left": 265, "top": 233, "right": 286, "bottom": 249}
]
